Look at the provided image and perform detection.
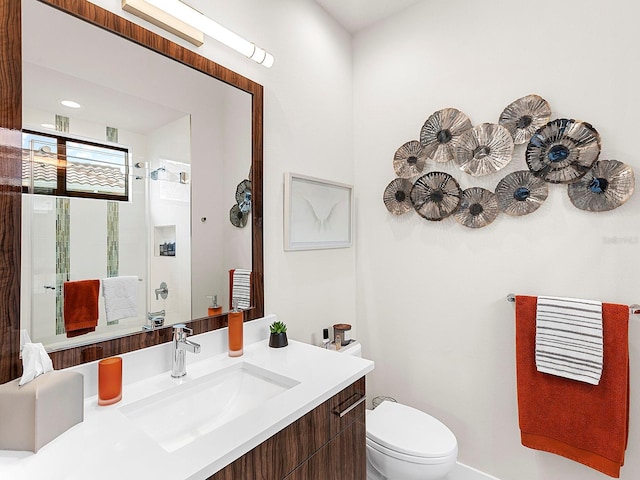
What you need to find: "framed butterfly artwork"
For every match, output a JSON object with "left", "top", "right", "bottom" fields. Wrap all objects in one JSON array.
[{"left": 284, "top": 173, "right": 353, "bottom": 251}]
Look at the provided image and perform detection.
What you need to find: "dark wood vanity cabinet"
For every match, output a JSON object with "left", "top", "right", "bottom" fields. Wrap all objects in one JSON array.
[{"left": 209, "top": 377, "right": 366, "bottom": 480}]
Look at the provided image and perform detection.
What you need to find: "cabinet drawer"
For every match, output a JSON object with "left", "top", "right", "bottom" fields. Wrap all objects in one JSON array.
[{"left": 328, "top": 377, "right": 366, "bottom": 438}]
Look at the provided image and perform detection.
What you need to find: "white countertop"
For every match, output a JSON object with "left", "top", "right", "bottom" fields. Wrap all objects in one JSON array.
[{"left": 0, "top": 315, "right": 374, "bottom": 480}]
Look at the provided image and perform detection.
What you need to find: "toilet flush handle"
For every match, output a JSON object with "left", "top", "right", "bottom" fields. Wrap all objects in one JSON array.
[{"left": 333, "top": 392, "right": 367, "bottom": 418}]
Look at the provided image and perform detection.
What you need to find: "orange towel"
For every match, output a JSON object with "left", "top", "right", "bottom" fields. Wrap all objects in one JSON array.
[
  {"left": 63, "top": 279, "right": 100, "bottom": 338},
  {"left": 515, "top": 295, "right": 629, "bottom": 478}
]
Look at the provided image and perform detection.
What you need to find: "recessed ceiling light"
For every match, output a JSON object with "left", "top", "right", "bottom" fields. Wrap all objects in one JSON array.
[
  {"left": 60, "top": 100, "right": 81, "bottom": 108},
  {"left": 40, "top": 123, "right": 55, "bottom": 129}
]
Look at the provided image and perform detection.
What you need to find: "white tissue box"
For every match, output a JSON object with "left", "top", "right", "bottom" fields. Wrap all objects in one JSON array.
[{"left": 0, "top": 370, "right": 84, "bottom": 452}]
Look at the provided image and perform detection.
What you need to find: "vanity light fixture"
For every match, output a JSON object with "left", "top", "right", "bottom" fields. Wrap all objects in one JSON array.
[
  {"left": 40, "top": 123, "right": 56, "bottom": 129},
  {"left": 60, "top": 100, "right": 81, "bottom": 109},
  {"left": 122, "top": 0, "right": 204, "bottom": 46},
  {"left": 126, "top": 0, "right": 274, "bottom": 68}
]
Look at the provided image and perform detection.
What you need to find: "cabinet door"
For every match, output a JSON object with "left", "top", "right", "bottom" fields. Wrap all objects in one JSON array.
[
  {"left": 209, "top": 377, "right": 366, "bottom": 480},
  {"left": 285, "top": 415, "right": 366, "bottom": 480},
  {"left": 209, "top": 408, "right": 324, "bottom": 480}
]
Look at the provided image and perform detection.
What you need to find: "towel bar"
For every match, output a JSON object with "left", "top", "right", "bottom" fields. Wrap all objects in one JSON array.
[{"left": 506, "top": 293, "right": 640, "bottom": 315}]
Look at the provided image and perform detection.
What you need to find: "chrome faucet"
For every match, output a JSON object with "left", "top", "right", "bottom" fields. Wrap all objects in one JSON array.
[
  {"left": 171, "top": 324, "right": 201, "bottom": 378},
  {"left": 143, "top": 309, "right": 165, "bottom": 331}
]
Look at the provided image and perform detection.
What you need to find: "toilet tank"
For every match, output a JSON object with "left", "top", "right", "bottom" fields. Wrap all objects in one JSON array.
[{"left": 336, "top": 341, "right": 362, "bottom": 357}]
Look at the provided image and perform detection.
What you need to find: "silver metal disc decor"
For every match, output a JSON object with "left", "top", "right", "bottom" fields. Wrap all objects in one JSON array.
[
  {"left": 393, "top": 140, "right": 428, "bottom": 178},
  {"left": 230, "top": 204, "right": 248, "bottom": 228},
  {"left": 567, "top": 160, "right": 635, "bottom": 212},
  {"left": 419, "top": 108, "right": 472, "bottom": 163},
  {"left": 410, "top": 172, "right": 462, "bottom": 221},
  {"left": 383, "top": 97, "right": 632, "bottom": 227},
  {"left": 383, "top": 178, "right": 414, "bottom": 215},
  {"left": 454, "top": 123, "right": 514, "bottom": 176},
  {"left": 526, "top": 118, "right": 601, "bottom": 184},
  {"left": 235, "top": 179, "right": 252, "bottom": 213},
  {"left": 454, "top": 187, "right": 499, "bottom": 228},
  {"left": 499, "top": 94, "right": 551, "bottom": 144},
  {"left": 495, "top": 170, "right": 549, "bottom": 216}
]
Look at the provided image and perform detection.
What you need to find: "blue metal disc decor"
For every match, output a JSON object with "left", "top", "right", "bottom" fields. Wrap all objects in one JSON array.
[
  {"left": 410, "top": 171, "right": 462, "bottom": 221},
  {"left": 567, "top": 160, "right": 635, "bottom": 212},
  {"left": 419, "top": 108, "right": 472, "bottom": 163},
  {"left": 235, "top": 179, "right": 252, "bottom": 213},
  {"left": 454, "top": 187, "right": 499, "bottom": 228},
  {"left": 454, "top": 123, "right": 514, "bottom": 176},
  {"left": 499, "top": 94, "right": 551, "bottom": 144},
  {"left": 526, "top": 119, "right": 601, "bottom": 184},
  {"left": 495, "top": 170, "right": 549, "bottom": 216}
]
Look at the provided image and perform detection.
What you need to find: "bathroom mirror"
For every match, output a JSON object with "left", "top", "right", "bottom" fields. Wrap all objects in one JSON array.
[{"left": 0, "top": 0, "right": 263, "bottom": 378}]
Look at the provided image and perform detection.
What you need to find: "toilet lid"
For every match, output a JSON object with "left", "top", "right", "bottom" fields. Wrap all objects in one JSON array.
[{"left": 366, "top": 401, "right": 457, "bottom": 459}]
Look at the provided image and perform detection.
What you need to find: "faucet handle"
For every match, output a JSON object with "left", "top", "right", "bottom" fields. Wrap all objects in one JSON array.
[{"left": 173, "top": 323, "right": 192, "bottom": 335}]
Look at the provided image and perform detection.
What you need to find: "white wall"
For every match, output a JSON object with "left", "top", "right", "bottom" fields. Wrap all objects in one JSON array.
[
  {"left": 354, "top": 1, "right": 640, "bottom": 479},
  {"left": 94, "top": 0, "right": 356, "bottom": 344}
]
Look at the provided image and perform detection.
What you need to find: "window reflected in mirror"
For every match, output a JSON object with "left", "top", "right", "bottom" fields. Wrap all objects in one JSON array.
[{"left": 22, "top": 130, "right": 130, "bottom": 199}]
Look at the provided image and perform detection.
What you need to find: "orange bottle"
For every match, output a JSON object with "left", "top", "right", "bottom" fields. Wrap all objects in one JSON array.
[
  {"left": 228, "top": 301, "right": 243, "bottom": 357},
  {"left": 207, "top": 294, "right": 223, "bottom": 316},
  {"left": 98, "top": 357, "right": 122, "bottom": 406}
]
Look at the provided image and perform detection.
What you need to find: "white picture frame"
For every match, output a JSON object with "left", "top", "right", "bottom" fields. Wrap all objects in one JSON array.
[{"left": 284, "top": 173, "right": 353, "bottom": 251}]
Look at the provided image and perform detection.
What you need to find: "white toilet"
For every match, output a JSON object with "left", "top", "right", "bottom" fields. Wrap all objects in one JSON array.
[{"left": 338, "top": 341, "right": 458, "bottom": 480}]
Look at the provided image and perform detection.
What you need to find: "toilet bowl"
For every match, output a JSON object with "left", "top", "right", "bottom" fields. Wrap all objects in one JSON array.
[
  {"left": 365, "top": 401, "right": 457, "bottom": 480},
  {"left": 334, "top": 342, "right": 458, "bottom": 480}
]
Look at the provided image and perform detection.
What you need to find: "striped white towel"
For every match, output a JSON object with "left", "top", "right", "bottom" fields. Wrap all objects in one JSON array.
[
  {"left": 232, "top": 269, "right": 251, "bottom": 310},
  {"left": 535, "top": 296, "right": 603, "bottom": 385}
]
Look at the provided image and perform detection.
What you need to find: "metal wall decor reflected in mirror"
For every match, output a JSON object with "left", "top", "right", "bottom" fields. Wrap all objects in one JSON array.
[{"left": 383, "top": 94, "right": 635, "bottom": 229}]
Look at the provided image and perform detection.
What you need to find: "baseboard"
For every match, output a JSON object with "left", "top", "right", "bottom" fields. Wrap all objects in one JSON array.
[{"left": 447, "top": 461, "right": 502, "bottom": 480}]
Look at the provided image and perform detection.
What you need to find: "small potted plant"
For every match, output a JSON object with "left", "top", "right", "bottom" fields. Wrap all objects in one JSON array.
[{"left": 269, "top": 320, "right": 288, "bottom": 348}]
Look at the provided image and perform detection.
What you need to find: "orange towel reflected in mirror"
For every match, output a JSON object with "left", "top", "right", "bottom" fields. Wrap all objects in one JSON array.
[{"left": 63, "top": 279, "right": 100, "bottom": 337}]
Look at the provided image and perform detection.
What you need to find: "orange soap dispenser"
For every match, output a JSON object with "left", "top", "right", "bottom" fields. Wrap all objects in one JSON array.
[
  {"left": 207, "top": 294, "right": 223, "bottom": 316},
  {"left": 228, "top": 300, "right": 243, "bottom": 357}
]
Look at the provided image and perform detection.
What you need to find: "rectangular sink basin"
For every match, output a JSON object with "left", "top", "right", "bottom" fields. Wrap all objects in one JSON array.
[{"left": 120, "top": 362, "right": 299, "bottom": 452}]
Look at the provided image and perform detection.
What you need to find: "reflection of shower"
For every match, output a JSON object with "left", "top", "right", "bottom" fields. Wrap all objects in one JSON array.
[{"left": 150, "top": 166, "right": 165, "bottom": 180}]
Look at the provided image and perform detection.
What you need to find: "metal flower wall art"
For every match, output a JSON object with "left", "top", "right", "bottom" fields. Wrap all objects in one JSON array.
[
  {"left": 230, "top": 178, "right": 251, "bottom": 228},
  {"left": 454, "top": 123, "right": 514, "bottom": 176},
  {"left": 454, "top": 187, "right": 499, "bottom": 228},
  {"left": 420, "top": 108, "right": 472, "bottom": 163},
  {"left": 383, "top": 178, "right": 414, "bottom": 215},
  {"left": 393, "top": 141, "right": 428, "bottom": 178},
  {"left": 567, "top": 160, "right": 635, "bottom": 212},
  {"left": 499, "top": 94, "right": 551, "bottom": 144},
  {"left": 526, "top": 119, "right": 601, "bottom": 183},
  {"left": 383, "top": 94, "right": 635, "bottom": 229},
  {"left": 410, "top": 172, "right": 462, "bottom": 221}
]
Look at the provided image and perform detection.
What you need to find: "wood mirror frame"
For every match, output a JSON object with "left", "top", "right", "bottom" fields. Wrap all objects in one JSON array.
[{"left": 0, "top": 0, "right": 264, "bottom": 384}]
